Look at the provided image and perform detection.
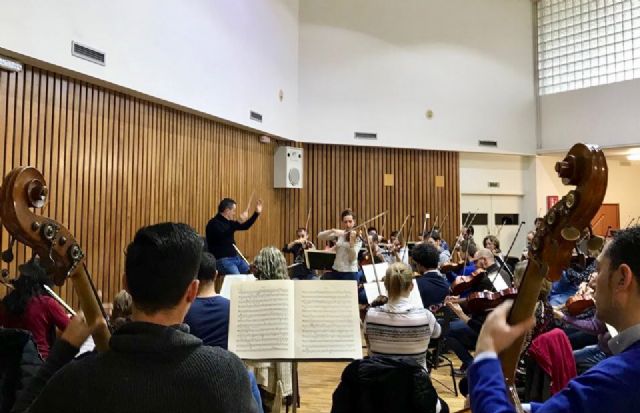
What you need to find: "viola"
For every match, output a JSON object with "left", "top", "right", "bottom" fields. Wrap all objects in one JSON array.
[
  {"left": 565, "top": 293, "right": 595, "bottom": 316},
  {"left": 465, "top": 288, "right": 518, "bottom": 314},
  {"left": 449, "top": 269, "right": 486, "bottom": 295}
]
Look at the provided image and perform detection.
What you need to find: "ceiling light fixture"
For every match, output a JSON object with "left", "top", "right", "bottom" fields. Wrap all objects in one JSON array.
[{"left": 0, "top": 55, "right": 23, "bottom": 72}]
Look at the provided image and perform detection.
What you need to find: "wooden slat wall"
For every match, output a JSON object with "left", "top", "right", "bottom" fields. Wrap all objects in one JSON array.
[
  {"left": 0, "top": 66, "right": 286, "bottom": 306},
  {"left": 284, "top": 144, "right": 460, "bottom": 251},
  {"left": 0, "top": 65, "right": 459, "bottom": 306}
]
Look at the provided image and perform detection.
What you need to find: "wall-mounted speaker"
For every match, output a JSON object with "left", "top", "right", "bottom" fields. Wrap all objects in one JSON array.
[{"left": 274, "top": 146, "right": 303, "bottom": 189}]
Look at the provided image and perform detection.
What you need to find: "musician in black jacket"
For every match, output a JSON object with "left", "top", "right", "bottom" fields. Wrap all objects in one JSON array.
[{"left": 206, "top": 198, "right": 262, "bottom": 275}]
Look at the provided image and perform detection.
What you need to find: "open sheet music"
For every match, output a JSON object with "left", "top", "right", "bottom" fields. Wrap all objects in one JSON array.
[
  {"left": 362, "top": 280, "right": 424, "bottom": 309},
  {"left": 228, "top": 280, "right": 362, "bottom": 360},
  {"left": 219, "top": 274, "right": 256, "bottom": 299}
]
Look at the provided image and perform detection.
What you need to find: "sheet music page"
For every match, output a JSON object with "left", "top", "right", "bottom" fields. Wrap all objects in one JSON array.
[
  {"left": 363, "top": 280, "right": 424, "bottom": 309},
  {"left": 293, "top": 281, "right": 362, "bottom": 359},
  {"left": 228, "top": 280, "right": 294, "bottom": 359},
  {"left": 361, "top": 262, "right": 389, "bottom": 284},
  {"left": 219, "top": 274, "right": 256, "bottom": 299}
]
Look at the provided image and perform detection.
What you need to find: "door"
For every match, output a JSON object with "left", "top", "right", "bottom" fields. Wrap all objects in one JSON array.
[
  {"left": 592, "top": 203, "right": 620, "bottom": 236},
  {"left": 460, "top": 195, "right": 526, "bottom": 256}
]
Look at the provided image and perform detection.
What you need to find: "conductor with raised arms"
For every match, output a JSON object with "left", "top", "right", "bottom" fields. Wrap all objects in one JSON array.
[{"left": 206, "top": 197, "right": 262, "bottom": 275}]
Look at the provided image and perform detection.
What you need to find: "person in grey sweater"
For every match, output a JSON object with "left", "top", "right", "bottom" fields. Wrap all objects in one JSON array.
[{"left": 13, "top": 222, "right": 259, "bottom": 413}]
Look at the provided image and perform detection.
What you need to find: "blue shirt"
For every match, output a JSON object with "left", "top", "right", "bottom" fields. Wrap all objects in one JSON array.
[
  {"left": 184, "top": 295, "right": 230, "bottom": 349},
  {"left": 468, "top": 338, "right": 640, "bottom": 413},
  {"left": 415, "top": 271, "right": 449, "bottom": 309}
]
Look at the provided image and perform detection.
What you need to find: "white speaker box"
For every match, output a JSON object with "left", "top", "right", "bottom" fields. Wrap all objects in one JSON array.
[{"left": 274, "top": 146, "right": 303, "bottom": 189}]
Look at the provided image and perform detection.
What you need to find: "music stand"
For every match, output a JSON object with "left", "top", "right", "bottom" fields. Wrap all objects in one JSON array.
[{"left": 304, "top": 249, "right": 336, "bottom": 271}]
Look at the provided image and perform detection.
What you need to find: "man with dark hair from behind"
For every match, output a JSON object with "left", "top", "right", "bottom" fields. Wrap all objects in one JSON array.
[
  {"left": 207, "top": 197, "right": 263, "bottom": 275},
  {"left": 184, "top": 251, "right": 229, "bottom": 349},
  {"left": 468, "top": 226, "right": 640, "bottom": 413},
  {"left": 15, "top": 222, "right": 259, "bottom": 413},
  {"left": 411, "top": 243, "right": 449, "bottom": 309}
]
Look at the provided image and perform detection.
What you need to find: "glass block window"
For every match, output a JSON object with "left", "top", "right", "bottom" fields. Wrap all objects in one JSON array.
[{"left": 538, "top": 0, "right": 640, "bottom": 95}]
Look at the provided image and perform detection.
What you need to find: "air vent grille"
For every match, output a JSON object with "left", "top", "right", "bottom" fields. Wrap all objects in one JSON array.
[
  {"left": 250, "top": 111, "right": 263, "bottom": 123},
  {"left": 71, "top": 42, "right": 105, "bottom": 66},
  {"left": 478, "top": 140, "right": 498, "bottom": 147},
  {"left": 354, "top": 132, "right": 377, "bottom": 140}
]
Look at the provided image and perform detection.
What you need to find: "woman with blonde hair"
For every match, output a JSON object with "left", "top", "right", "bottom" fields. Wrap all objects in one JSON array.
[
  {"left": 253, "top": 246, "right": 288, "bottom": 280},
  {"left": 364, "top": 262, "right": 442, "bottom": 369},
  {"left": 364, "top": 262, "right": 446, "bottom": 412},
  {"left": 247, "top": 246, "right": 292, "bottom": 413}
]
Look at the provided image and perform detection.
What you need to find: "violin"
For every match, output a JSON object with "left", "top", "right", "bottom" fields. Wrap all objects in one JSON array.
[
  {"left": 465, "top": 287, "right": 518, "bottom": 314},
  {"left": 565, "top": 293, "right": 595, "bottom": 316},
  {"left": 450, "top": 269, "right": 486, "bottom": 295}
]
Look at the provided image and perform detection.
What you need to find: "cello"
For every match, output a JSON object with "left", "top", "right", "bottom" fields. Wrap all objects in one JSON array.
[
  {"left": 0, "top": 167, "right": 111, "bottom": 351},
  {"left": 458, "top": 143, "right": 607, "bottom": 412}
]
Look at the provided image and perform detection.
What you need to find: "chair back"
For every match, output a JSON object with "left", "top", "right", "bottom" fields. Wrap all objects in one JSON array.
[{"left": 331, "top": 356, "right": 439, "bottom": 413}]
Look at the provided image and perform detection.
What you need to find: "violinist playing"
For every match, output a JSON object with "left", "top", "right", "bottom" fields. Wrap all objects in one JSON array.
[
  {"left": 553, "top": 272, "right": 611, "bottom": 374},
  {"left": 441, "top": 239, "right": 478, "bottom": 285},
  {"left": 318, "top": 209, "right": 367, "bottom": 304},
  {"left": 443, "top": 248, "right": 504, "bottom": 376},
  {"left": 282, "top": 227, "right": 316, "bottom": 280},
  {"left": 358, "top": 231, "right": 385, "bottom": 266},
  {"left": 381, "top": 231, "right": 410, "bottom": 265}
]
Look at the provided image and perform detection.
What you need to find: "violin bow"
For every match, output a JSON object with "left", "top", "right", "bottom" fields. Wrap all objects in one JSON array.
[
  {"left": 244, "top": 190, "right": 256, "bottom": 216},
  {"left": 305, "top": 207, "right": 312, "bottom": 232},
  {"left": 427, "top": 215, "right": 439, "bottom": 239},
  {"left": 421, "top": 213, "right": 429, "bottom": 241},
  {"left": 401, "top": 216, "right": 415, "bottom": 262},
  {"left": 495, "top": 221, "right": 526, "bottom": 281},
  {"left": 233, "top": 244, "right": 251, "bottom": 267}
]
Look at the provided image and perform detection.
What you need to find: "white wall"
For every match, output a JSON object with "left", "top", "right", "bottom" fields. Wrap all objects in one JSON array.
[
  {"left": 460, "top": 153, "right": 538, "bottom": 254},
  {"left": 536, "top": 155, "right": 640, "bottom": 226},
  {"left": 0, "top": 0, "right": 299, "bottom": 140},
  {"left": 298, "top": 0, "right": 537, "bottom": 154},
  {"left": 540, "top": 79, "right": 640, "bottom": 151}
]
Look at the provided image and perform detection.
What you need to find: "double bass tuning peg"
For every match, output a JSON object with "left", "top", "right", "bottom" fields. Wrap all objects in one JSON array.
[{"left": 561, "top": 226, "right": 581, "bottom": 241}]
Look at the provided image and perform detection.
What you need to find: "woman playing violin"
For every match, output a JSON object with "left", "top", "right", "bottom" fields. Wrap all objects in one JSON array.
[{"left": 318, "top": 209, "right": 367, "bottom": 304}]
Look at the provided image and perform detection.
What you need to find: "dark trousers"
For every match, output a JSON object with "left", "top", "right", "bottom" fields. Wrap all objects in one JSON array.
[{"left": 446, "top": 319, "right": 478, "bottom": 369}]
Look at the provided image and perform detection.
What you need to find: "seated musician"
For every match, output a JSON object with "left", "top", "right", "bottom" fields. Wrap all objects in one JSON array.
[
  {"left": 443, "top": 248, "right": 502, "bottom": 375},
  {"left": 548, "top": 254, "right": 597, "bottom": 306},
  {"left": 410, "top": 243, "right": 449, "bottom": 309},
  {"left": 382, "top": 231, "right": 409, "bottom": 265},
  {"left": 426, "top": 230, "right": 451, "bottom": 267},
  {"left": 246, "top": 247, "right": 292, "bottom": 412},
  {"left": 442, "top": 240, "right": 478, "bottom": 284},
  {"left": 282, "top": 227, "right": 316, "bottom": 280},
  {"left": 468, "top": 226, "right": 640, "bottom": 413},
  {"left": 483, "top": 235, "right": 502, "bottom": 258},
  {"left": 363, "top": 262, "right": 448, "bottom": 413},
  {"left": 184, "top": 251, "right": 230, "bottom": 349},
  {"left": 475, "top": 248, "right": 511, "bottom": 290},
  {"left": 0, "top": 258, "right": 70, "bottom": 360},
  {"left": 359, "top": 233, "right": 386, "bottom": 265},
  {"left": 14, "top": 223, "right": 259, "bottom": 413}
]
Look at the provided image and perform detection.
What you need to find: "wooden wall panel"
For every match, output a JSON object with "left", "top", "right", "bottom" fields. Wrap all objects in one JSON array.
[
  {"left": 0, "top": 65, "right": 459, "bottom": 306},
  {"left": 287, "top": 144, "right": 460, "bottom": 253}
]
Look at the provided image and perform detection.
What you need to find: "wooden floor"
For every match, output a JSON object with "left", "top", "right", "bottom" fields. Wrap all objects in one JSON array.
[{"left": 296, "top": 357, "right": 466, "bottom": 412}]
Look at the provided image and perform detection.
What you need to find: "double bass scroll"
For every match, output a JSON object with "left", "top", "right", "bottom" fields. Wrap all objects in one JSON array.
[
  {"left": 499, "top": 144, "right": 607, "bottom": 408},
  {"left": 0, "top": 167, "right": 111, "bottom": 351}
]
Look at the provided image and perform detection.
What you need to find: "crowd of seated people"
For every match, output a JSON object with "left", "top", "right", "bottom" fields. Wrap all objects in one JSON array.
[{"left": 0, "top": 212, "right": 630, "bottom": 413}]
